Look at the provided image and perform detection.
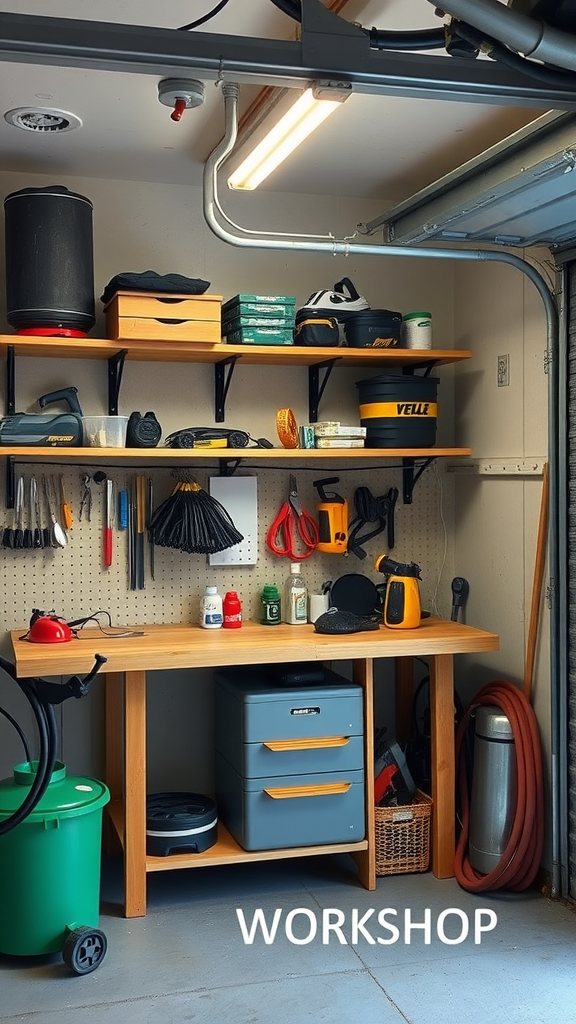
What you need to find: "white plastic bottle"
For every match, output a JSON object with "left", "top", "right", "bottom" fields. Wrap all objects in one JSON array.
[
  {"left": 284, "top": 563, "right": 308, "bottom": 625},
  {"left": 199, "top": 585, "right": 223, "bottom": 629}
]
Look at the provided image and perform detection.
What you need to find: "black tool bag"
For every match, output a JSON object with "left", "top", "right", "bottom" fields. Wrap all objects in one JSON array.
[{"left": 293, "top": 308, "right": 340, "bottom": 347}]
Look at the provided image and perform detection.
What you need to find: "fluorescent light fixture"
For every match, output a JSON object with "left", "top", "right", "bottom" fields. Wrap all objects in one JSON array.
[{"left": 227, "top": 86, "right": 349, "bottom": 191}]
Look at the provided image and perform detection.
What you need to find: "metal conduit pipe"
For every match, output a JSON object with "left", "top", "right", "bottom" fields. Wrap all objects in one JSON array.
[
  {"left": 427, "top": 0, "right": 576, "bottom": 73},
  {"left": 202, "top": 81, "right": 561, "bottom": 896}
]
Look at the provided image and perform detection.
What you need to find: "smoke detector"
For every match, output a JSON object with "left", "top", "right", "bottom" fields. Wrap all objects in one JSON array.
[{"left": 4, "top": 107, "right": 82, "bottom": 133}]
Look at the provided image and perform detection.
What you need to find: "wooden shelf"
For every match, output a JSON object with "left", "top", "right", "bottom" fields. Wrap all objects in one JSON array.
[
  {"left": 1, "top": 334, "right": 472, "bottom": 502},
  {"left": 108, "top": 799, "right": 368, "bottom": 874},
  {"left": 0, "top": 334, "right": 471, "bottom": 366},
  {"left": 0, "top": 446, "right": 472, "bottom": 462}
]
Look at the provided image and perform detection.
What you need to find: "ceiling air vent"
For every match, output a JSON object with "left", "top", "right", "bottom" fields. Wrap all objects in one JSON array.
[{"left": 4, "top": 107, "right": 82, "bottom": 133}]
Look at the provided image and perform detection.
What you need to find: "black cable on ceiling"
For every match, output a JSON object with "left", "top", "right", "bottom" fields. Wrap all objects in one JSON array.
[
  {"left": 367, "top": 27, "right": 446, "bottom": 50},
  {"left": 268, "top": 0, "right": 447, "bottom": 50},
  {"left": 456, "top": 19, "right": 576, "bottom": 85},
  {"left": 268, "top": 0, "right": 301, "bottom": 20},
  {"left": 178, "top": 0, "right": 232, "bottom": 32}
]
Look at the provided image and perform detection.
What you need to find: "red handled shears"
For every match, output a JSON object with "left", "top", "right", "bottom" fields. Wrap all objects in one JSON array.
[{"left": 267, "top": 475, "right": 319, "bottom": 560}]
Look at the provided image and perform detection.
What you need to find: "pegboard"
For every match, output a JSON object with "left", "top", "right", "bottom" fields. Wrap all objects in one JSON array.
[{"left": 0, "top": 459, "right": 455, "bottom": 633}]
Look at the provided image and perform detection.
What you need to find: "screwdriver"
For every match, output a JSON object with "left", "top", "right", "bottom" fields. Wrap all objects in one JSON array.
[
  {"left": 60, "top": 475, "right": 72, "bottom": 529},
  {"left": 118, "top": 489, "right": 128, "bottom": 529},
  {"left": 104, "top": 479, "right": 113, "bottom": 568}
]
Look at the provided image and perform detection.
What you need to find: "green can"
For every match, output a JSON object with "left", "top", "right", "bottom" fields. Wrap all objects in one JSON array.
[
  {"left": 261, "top": 584, "right": 281, "bottom": 625},
  {"left": 0, "top": 761, "right": 109, "bottom": 956}
]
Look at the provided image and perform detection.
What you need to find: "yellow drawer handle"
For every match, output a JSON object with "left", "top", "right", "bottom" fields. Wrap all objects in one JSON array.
[
  {"left": 263, "top": 736, "right": 350, "bottom": 752},
  {"left": 263, "top": 782, "right": 352, "bottom": 800}
]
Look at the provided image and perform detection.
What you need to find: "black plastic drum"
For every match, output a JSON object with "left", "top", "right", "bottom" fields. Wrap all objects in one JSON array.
[
  {"left": 4, "top": 185, "right": 95, "bottom": 333},
  {"left": 356, "top": 373, "right": 439, "bottom": 448}
]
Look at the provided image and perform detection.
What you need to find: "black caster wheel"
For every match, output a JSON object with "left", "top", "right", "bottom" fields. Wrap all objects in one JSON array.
[{"left": 62, "top": 926, "right": 107, "bottom": 975}]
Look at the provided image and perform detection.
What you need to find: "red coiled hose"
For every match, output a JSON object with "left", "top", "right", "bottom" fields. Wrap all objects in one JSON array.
[{"left": 454, "top": 680, "right": 545, "bottom": 892}]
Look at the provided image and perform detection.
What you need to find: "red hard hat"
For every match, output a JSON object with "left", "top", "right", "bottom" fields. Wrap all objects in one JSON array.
[{"left": 28, "top": 616, "right": 73, "bottom": 643}]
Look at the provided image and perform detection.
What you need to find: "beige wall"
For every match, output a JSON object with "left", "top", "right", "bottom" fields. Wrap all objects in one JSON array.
[{"left": 453, "top": 254, "right": 552, "bottom": 863}]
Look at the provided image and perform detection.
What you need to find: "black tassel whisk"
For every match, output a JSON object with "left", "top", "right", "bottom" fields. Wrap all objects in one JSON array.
[{"left": 149, "top": 478, "right": 243, "bottom": 555}]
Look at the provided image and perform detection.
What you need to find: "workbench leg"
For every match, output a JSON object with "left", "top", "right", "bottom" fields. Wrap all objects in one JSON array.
[
  {"left": 103, "top": 672, "right": 124, "bottom": 856},
  {"left": 351, "top": 658, "right": 376, "bottom": 891},
  {"left": 395, "top": 656, "right": 415, "bottom": 742},
  {"left": 123, "top": 670, "right": 147, "bottom": 918},
  {"left": 429, "top": 654, "right": 456, "bottom": 879}
]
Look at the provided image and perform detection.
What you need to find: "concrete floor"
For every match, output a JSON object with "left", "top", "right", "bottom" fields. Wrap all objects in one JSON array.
[{"left": 1, "top": 854, "right": 576, "bottom": 1024}]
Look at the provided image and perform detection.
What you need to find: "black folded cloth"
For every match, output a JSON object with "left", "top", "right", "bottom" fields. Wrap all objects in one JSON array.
[{"left": 100, "top": 271, "right": 211, "bottom": 305}]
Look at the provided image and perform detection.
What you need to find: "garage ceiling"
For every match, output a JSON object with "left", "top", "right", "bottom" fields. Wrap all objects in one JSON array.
[{"left": 0, "top": 0, "right": 546, "bottom": 200}]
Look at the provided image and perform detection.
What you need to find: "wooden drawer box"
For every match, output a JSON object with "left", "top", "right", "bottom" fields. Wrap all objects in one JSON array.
[{"left": 104, "top": 291, "right": 222, "bottom": 343}]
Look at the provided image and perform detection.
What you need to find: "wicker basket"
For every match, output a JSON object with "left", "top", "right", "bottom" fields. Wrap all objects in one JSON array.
[{"left": 375, "top": 790, "right": 432, "bottom": 876}]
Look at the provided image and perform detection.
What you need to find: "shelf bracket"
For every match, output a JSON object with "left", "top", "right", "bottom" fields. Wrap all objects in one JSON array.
[
  {"left": 215, "top": 355, "right": 240, "bottom": 423},
  {"left": 402, "top": 360, "right": 439, "bottom": 378},
  {"left": 4, "top": 347, "right": 16, "bottom": 508},
  {"left": 219, "top": 457, "right": 243, "bottom": 477},
  {"left": 5, "top": 455, "right": 15, "bottom": 510},
  {"left": 6, "top": 344, "right": 15, "bottom": 415},
  {"left": 402, "top": 456, "right": 435, "bottom": 504},
  {"left": 308, "top": 357, "right": 341, "bottom": 423},
  {"left": 108, "top": 349, "right": 128, "bottom": 415}
]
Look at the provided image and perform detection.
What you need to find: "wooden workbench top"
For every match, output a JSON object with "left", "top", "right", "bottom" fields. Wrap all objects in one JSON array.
[{"left": 9, "top": 618, "right": 498, "bottom": 677}]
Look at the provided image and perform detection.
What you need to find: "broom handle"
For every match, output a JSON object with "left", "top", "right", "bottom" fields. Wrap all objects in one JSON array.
[{"left": 524, "top": 461, "right": 549, "bottom": 703}]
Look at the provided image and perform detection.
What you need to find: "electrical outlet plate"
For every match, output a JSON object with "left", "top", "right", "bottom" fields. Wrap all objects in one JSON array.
[
  {"left": 497, "top": 354, "right": 510, "bottom": 387},
  {"left": 208, "top": 476, "right": 258, "bottom": 566}
]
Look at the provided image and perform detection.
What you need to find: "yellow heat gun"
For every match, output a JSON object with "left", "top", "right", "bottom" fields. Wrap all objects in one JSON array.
[
  {"left": 375, "top": 554, "right": 422, "bottom": 629},
  {"left": 313, "top": 477, "right": 348, "bottom": 554}
]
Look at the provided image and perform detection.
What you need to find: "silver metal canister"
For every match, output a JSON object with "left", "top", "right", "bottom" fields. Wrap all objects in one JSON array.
[{"left": 468, "top": 705, "right": 517, "bottom": 875}]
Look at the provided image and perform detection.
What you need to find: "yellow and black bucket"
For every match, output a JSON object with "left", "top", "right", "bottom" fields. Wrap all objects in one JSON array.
[{"left": 355, "top": 373, "right": 439, "bottom": 448}]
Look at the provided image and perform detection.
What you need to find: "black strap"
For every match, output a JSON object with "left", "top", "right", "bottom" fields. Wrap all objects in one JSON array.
[
  {"left": 334, "top": 277, "right": 361, "bottom": 302},
  {"left": 347, "top": 486, "right": 398, "bottom": 559}
]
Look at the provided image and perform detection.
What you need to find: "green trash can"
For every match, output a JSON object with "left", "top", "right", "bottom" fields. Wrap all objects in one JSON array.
[{"left": 0, "top": 760, "right": 110, "bottom": 973}]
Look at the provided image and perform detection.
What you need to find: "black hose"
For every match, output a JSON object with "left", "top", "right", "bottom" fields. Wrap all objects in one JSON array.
[
  {"left": 0, "top": 705, "right": 31, "bottom": 762},
  {"left": 0, "top": 654, "right": 106, "bottom": 836},
  {"left": 0, "top": 668, "right": 58, "bottom": 836},
  {"left": 367, "top": 27, "right": 446, "bottom": 51},
  {"left": 267, "top": 0, "right": 447, "bottom": 50},
  {"left": 456, "top": 19, "right": 576, "bottom": 85},
  {"left": 268, "top": 0, "right": 300, "bottom": 20},
  {"left": 178, "top": 0, "right": 232, "bottom": 32}
]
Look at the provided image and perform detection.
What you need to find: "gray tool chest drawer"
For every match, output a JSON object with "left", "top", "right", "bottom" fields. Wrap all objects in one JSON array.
[{"left": 214, "top": 666, "right": 365, "bottom": 851}]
